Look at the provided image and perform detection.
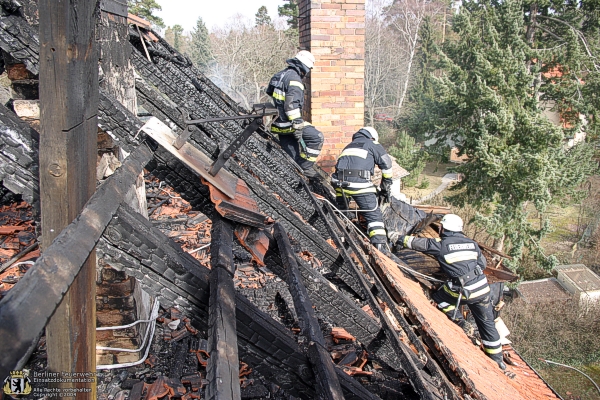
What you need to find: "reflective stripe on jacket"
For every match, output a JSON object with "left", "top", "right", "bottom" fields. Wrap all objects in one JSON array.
[
  {"left": 267, "top": 60, "right": 305, "bottom": 133},
  {"left": 332, "top": 128, "right": 393, "bottom": 195},
  {"left": 405, "top": 231, "right": 487, "bottom": 279}
]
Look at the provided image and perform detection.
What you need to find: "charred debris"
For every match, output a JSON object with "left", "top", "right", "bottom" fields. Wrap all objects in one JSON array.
[{"left": 0, "top": 1, "right": 560, "bottom": 399}]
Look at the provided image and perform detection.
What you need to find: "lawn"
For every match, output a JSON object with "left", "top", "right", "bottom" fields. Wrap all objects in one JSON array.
[{"left": 400, "top": 162, "right": 455, "bottom": 203}]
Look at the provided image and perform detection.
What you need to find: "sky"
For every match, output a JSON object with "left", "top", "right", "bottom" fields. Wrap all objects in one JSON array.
[{"left": 155, "top": 0, "right": 287, "bottom": 33}]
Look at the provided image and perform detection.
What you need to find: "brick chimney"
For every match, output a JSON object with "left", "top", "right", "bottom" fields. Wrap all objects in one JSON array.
[{"left": 298, "top": 0, "right": 366, "bottom": 172}]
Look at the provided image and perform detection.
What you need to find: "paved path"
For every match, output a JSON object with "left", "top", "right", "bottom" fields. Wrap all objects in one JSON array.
[{"left": 412, "top": 173, "right": 458, "bottom": 205}]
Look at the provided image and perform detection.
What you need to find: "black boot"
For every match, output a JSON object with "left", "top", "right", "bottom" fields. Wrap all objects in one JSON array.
[{"left": 489, "top": 354, "right": 506, "bottom": 370}]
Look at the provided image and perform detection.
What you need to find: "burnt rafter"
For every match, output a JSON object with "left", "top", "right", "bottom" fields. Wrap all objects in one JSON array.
[
  {"left": 98, "top": 204, "right": 380, "bottom": 400},
  {"left": 0, "top": 103, "right": 39, "bottom": 210},
  {"left": 0, "top": 143, "right": 154, "bottom": 378},
  {"left": 300, "top": 180, "right": 446, "bottom": 400},
  {"left": 206, "top": 216, "right": 241, "bottom": 400},
  {"left": 273, "top": 222, "right": 345, "bottom": 400}
]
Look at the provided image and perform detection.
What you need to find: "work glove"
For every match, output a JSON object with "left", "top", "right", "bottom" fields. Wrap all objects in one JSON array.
[
  {"left": 292, "top": 121, "right": 306, "bottom": 142},
  {"left": 399, "top": 235, "right": 413, "bottom": 249},
  {"left": 379, "top": 179, "right": 392, "bottom": 204}
]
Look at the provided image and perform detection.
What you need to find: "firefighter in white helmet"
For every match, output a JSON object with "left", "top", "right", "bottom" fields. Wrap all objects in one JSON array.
[
  {"left": 332, "top": 127, "right": 393, "bottom": 250},
  {"left": 267, "top": 50, "right": 323, "bottom": 177},
  {"left": 397, "top": 214, "right": 506, "bottom": 370}
]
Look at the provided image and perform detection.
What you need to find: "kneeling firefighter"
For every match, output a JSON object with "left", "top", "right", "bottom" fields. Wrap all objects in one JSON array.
[
  {"left": 266, "top": 50, "right": 324, "bottom": 177},
  {"left": 396, "top": 214, "right": 506, "bottom": 370},
  {"left": 331, "top": 127, "right": 393, "bottom": 250}
]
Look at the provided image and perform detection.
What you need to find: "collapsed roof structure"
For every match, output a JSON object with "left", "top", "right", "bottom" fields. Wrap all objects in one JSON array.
[{"left": 0, "top": 1, "right": 562, "bottom": 399}]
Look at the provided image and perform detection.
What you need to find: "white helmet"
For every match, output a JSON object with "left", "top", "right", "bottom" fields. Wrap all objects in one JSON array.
[
  {"left": 295, "top": 50, "right": 315, "bottom": 69},
  {"left": 362, "top": 126, "right": 379, "bottom": 142},
  {"left": 440, "top": 214, "right": 463, "bottom": 232}
]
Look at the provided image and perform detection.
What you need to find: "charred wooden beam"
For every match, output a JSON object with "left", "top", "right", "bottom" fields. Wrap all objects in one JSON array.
[
  {"left": 321, "top": 201, "right": 460, "bottom": 399},
  {"left": 206, "top": 216, "right": 241, "bottom": 400},
  {"left": 299, "top": 181, "right": 440, "bottom": 399},
  {"left": 0, "top": 13, "right": 39, "bottom": 75},
  {"left": 0, "top": 143, "right": 153, "bottom": 378},
  {"left": 0, "top": 103, "right": 39, "bottom": 210},
  {"left": 98, "top": 205, "right": 380, "bottom": 400},
  {"left": 273, "top": 223, "right": 344, "bottom": 400}
]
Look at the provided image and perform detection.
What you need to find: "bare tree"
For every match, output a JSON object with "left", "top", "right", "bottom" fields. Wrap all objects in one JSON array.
[
  {"left": 365, "top": 0, "right": 397, "bottom": 125},
  {"left": 207, "top": 16, "right": 297, "bottom": 110},
  {"left": 387, "top": 0, "right": 444, "bottom": 115},
  {"left": 365, "top": 0, "right": 444, "bottom": 122}
]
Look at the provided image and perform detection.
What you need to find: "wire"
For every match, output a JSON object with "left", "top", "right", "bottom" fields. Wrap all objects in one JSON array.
[
  {"left": 315, "top": 194, "right": 446, "bottom": 283},
  {"left": 541, "top": 359, "right": 600, "bottom": 396},
  {"left": 188, "top": 243, "right": 211, "bottom": 254},
  {"left": 158, "top": 182, "right": 181, "bottom": 199},
  {"left": 96, "top": 299, "right": 160, "bottom": 369}
]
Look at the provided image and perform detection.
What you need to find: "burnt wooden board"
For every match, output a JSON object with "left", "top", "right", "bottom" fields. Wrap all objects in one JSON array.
[
  {"left": 0, "top": 144, "right": 153, "bottom": 378},
  {"left": 141, "top": 117, "right": 237, "bottom": 198},
  {"left": 274, "top": 223, "right": 344, "bottom": 400},
  {"left": 206, "top": 217, "right": 240, "bottom": 400}
]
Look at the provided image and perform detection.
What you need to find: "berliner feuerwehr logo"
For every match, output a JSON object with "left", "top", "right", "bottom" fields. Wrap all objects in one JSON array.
[{"left": 2, "top": 370, "right": 33, "bottom": 398}]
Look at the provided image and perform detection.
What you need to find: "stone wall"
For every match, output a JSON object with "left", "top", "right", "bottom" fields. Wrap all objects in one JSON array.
[{"left": 299, "top": 0, "right": 366, "bottom": 172}]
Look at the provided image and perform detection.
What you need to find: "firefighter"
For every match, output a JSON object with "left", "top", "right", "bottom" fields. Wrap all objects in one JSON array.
[
  {"left": 396, "top": 214, "right": 507, "bottom": 370},
  {"left": 332, "top": 127, "right": 393, "bottom": 250},
  {"left": 266, "top": 50, "right": 323, "bottom": 177}
]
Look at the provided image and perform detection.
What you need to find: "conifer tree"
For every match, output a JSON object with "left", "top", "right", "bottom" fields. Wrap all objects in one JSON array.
[
  {"left": 278, "top": 0, "right": 299, "bottom": 30},
  {"left": 409, "top": 0, "right": 596, "bottom": 270},
  {"left": 190, "top": 17, "right": 213, "bottom": 70},
  {"left": 255, "top": 6, "right": 273, "bottom": 27},
  {"left": 128, "top": 0, "right": 164, "bottom": 28}
]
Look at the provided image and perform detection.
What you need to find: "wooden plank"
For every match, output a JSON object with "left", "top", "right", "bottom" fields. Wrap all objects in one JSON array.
[
  {"left": 141, "top": 117, "right": 237, "bottom": 198},
  {"left": 103, "top": 205, "right": 380, "bottom": 400},
  {"left": 273, "top": 223, "right": 344, "bottom": 400},
  {"left": 38, "top": 0, "right": 99, "bottom": 396},
  {"left": 206, "top": 216, "right": 240, "bottom": 400},
  {"left": 0, "top": 144, "right": 153, "bottom": 380},
  {"left": 311, "top": 198, "right": 440, "bottom": 400}
]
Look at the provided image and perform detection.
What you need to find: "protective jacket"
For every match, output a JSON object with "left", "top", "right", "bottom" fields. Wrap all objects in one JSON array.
[
  {"left": 266, "top": 58, "right": 308, "bottom": 134},
  {"left": 404, "top": 231, "right": 503, "bottom": 362},
  {"left": 404, "top": 231, "right": 487, "bottom": 280},
  {"left": 332, "top": 128, "right": 393, "bottom": 195}
]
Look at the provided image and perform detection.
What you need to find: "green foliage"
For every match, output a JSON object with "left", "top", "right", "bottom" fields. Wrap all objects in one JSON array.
[
  {"left": 255, "top": 6, "right": 273, "bottom": 27},
  {"left": 388, "top": 130, "right": 429, "bottom": 187},
  {"left": 417, "top": 178, "right": 430, "bottom": 189},
  {"left": 407, "top": 0, "right": 597, "bottom": 271},
  {"left": 278, "top": 0, "right": 299, "bottom": 31},
  {"left": 127, "top": 0, "right": 164, "bottom": 28},
  {"left": 190, "top": 17, "right": 212, "bottom": 69},
  {"left": 172, "top": 24, "right": 184, "bottom": 51}
]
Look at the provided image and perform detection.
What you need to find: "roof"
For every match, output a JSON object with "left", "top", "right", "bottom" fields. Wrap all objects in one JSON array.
[
  {"left": 372, "top": 156, "right": 410, "bottom": 184},
  {"left": 374, "top": 250, "right": 561, "bottom": 400},
  {"left": 555, "top": 264, "right": 600, "bottom": 292},
  {"left": 517, "top": 278, "right": 572, "bottom": 304}
]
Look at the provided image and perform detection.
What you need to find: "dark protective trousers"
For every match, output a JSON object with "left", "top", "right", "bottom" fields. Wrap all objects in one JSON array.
[
  {"left": 335, "top": 192, "right": 386, "bottom": 244},
  {"left": 432, "top": 282, "right": 503, "bottom": 361},
  {"left": 277, "top": 128, "right": 324, "bottom": 177}
]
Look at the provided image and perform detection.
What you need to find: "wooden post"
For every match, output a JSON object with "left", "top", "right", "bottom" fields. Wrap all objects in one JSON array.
[
  {"left": 39, "top": 0, "right": 98, "bottom": 398},
  {"left": 206, "top": 216, "right": 240, "bottom": 400}
]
